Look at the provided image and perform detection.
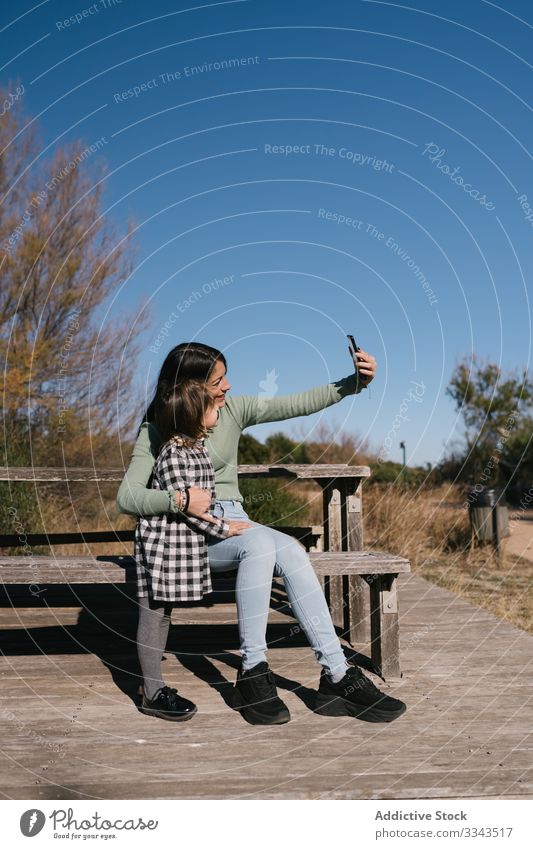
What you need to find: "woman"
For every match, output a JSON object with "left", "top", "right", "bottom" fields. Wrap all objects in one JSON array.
[{"left": 117, "top": 342, "right": 406, "bottom": 725}]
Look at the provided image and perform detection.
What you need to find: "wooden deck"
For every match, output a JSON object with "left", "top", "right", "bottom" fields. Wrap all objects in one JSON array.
[{"left": 0, "top": 571, "right": 531, "bottom": 800}]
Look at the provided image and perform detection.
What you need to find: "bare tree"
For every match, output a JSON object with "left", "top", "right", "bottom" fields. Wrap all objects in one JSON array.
[{"left": 0, "top": 84, "right": 150, "bottom": 466}]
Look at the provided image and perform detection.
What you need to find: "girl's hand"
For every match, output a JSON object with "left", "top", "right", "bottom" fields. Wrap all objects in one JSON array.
[
  {"left": 184, "top": 486, "right": 212, "bottom": 516},
  {"left": 355, "top": 350, "right": 377, "bottom": 385},
  {"left": 226, "top": 520, "right": 253, "bottom": 536}
]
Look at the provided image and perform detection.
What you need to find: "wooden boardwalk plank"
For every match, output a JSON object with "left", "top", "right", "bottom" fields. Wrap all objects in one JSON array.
[{"left": 0, "top": 573, "right": 531, "bottom": 800}]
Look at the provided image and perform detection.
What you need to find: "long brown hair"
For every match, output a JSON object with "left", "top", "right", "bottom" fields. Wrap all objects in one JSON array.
[
  {"left": 141, "top": 342, "right": 226, "bottom": 433},
  {"left": 154, "top": 379, "right": 216, "bottom": 447}
]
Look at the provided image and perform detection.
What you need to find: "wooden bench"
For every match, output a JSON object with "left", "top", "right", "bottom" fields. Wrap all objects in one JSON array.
[{"left": 0, "top": 464, "right": 411, "bottom": 679}]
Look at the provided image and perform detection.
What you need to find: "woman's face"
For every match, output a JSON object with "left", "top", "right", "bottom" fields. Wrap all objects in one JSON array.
[{"left": 207, "top": 359, "right": 231, "bottom": 407}]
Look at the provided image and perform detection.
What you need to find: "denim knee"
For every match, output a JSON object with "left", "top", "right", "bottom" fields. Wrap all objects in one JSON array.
[
  {"left": 236, "top": 526, "right": 277, "bottom": 564},
  {"left": 272, "top": 538, "right": 310, "bottom": 577}
]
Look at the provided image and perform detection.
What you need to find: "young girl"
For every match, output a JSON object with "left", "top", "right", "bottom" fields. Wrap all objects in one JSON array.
[{"left": 135, "top": 378, "right": 251, "bottom": 721}]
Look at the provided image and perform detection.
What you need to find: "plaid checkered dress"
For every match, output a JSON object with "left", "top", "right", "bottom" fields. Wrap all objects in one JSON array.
[{"left": 134, "top": 434, "right": 230, "bottom": 602}]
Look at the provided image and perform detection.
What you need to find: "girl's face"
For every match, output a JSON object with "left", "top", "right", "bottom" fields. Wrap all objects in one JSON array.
[
  {"left": 207, "top": 359, "right": 230, "bottom": 407},
  {"left": 202, "top": 401, "right": 220, "bottom": 430}
]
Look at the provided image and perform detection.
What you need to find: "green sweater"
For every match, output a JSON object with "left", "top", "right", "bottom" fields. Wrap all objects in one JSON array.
[{"left": 116, "top": 372, "right": 362, "bottom": 516}]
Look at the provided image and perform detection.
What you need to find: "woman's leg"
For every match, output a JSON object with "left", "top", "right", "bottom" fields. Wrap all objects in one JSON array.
[
  {"left": 208, "top": 504, "right": 277, "bottom": 671},
  {"left": 208, "top": 501, "right": 349, "bottom": 679},
  {"left": 136, "top": 594, "right": 173, "bottom": 699},
  {"left": 207, "top": 502, "right": 406, "bottom": 723},
  {"left": 265, "top": 525, "right": 350, "bottom": 681}
]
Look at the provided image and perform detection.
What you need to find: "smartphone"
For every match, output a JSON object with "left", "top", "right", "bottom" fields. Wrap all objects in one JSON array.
[
  {"left": 347, "top": 333, "right": 360, "bottom": 360},
  {"left": 347, "top": 333, "right": 366, "bottom": 391}
]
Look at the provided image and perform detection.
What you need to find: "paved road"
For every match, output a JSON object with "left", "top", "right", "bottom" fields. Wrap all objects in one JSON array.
[{"left": 502, "top": 507, "right": 533, "bottom": 563}]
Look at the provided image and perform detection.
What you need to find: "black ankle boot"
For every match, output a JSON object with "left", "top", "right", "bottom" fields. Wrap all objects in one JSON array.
[
  {"left": 315, "top": 666, "right": 406, "bottom": 723},
  {"left": 140, "top": 685, "right": 197, "bottom": 722},
  {"left": 232, "top": 662, "right": 290, "bottom": 725}
]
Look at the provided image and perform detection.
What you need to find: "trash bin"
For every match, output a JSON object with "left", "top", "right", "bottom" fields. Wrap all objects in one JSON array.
[{"left": 468, "top": 486, "right": 510, "bottom": 544}]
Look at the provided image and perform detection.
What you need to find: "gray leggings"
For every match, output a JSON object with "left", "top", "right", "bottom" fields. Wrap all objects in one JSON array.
[{"left": 136, "top": 594, "right": 173, "bottom": 699}]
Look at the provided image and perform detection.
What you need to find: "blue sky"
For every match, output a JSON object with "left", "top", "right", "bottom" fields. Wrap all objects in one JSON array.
[{"left": 2, "top": 0, "right": 532, "bottom": 465}]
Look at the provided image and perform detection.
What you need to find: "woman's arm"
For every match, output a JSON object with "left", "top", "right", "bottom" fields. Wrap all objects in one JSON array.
[
  {"left": 117, "top": 381, "right": 360, "bottom": 513},
  {"left": 233, "top": 372, "right": 361, "bottom": 429},
  {"left": 232, "top": 350, "right": 376, "bottom": 428},
  {"left": 156, "top": 443, "right": 230, "bottom": 540},
  {"left": 116, "top": 423, "right": 177, "bottom": 517},
  {"left": 116, "top": 423, "right": 213, "bottom": 518}
]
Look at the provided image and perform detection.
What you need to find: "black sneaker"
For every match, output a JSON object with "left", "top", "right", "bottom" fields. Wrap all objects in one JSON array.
[
  {"left": 232, "top": 661, "right": 291, "bottom": 725},
  {"left": 140, "top": 685, "right": 197, "bottom": 722},
  {"left": 315, "top": 666, "right": 406, "bottom": 723}
]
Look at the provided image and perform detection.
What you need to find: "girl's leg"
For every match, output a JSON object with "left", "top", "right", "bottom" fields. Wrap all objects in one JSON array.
[{"left": 136, "top": 594, "right": 173, "bottom": 699}]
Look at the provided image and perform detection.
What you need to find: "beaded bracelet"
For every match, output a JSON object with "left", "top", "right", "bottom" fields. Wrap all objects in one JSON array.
[{"left": 173, "top": 488, "right": 191, "bottom": 512}]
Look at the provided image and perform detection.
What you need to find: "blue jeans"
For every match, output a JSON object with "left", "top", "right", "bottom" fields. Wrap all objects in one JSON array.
[{"left": 207, "top": 500, "right": 350, "bottom": 679}]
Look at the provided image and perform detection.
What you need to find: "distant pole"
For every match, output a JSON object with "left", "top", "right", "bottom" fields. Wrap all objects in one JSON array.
[
  {"left": 491, "top": 490, "right": 502, "bottom": 566},
  {"left": 399, "top": 441, "right": 407, "bottom": 482}
]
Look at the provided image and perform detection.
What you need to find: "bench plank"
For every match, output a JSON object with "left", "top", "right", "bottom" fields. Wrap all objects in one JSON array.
[
  {"left": 0, "top": 552, "right": 410, "bottom": 583},
  {"left": 311, "top": 552, "right": 410, "bottom": 576}
]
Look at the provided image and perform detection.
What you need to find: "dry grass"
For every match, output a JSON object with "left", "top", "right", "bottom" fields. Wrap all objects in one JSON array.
[
  {"left": 363, "top": 481, "right": 471, "bottom": 565},
  {"left": 40, "top": 485, "right": 135, "bottom": 557},
  {"left": 363, "top": 482, "right": 533, "bottom": 636},
  {"left": 285, "top": 479, "right": 533, "bottom": 635},
  {"left": 414, "top": 550, "right": 533, "bottom": 636}
]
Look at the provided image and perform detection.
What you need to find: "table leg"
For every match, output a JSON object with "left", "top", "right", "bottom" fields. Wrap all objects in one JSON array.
[
  {"left": 321, "top": 478, "right": 369, "bottom": 643},
  {"left": 344, "top": 479, "right": 369, "bottom": 644},
  {"left": 368, "top": 573, "right": 401, "bottom": 679},
  {"left": 321, "top": 482, "right": 344, "bottom": 630}
]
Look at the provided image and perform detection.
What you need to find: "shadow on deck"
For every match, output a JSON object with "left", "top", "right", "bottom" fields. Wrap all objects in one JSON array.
[{"left": 0, "top": 573, "right": 532, "bottom": 800}]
